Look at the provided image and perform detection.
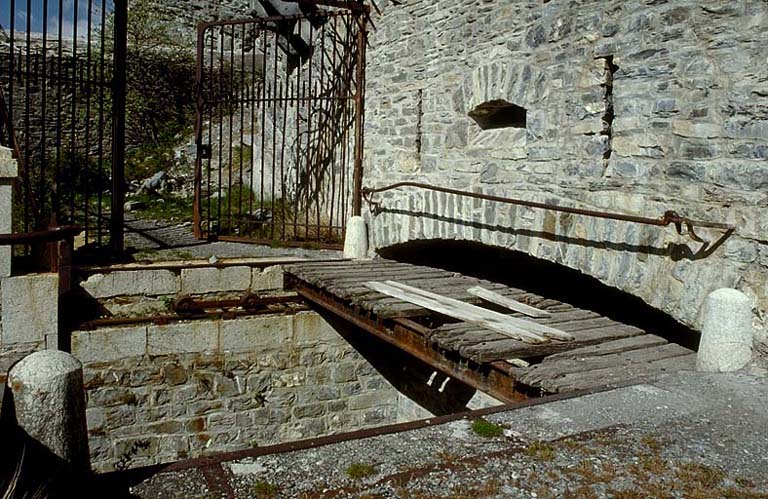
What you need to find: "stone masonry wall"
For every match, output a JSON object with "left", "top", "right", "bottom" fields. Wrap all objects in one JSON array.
[
  {"left": 363, "top": 0, "right": 768, "bottom": 352},
  {"left": 72, "top": 311, "right": 399, "bottom": 472}
]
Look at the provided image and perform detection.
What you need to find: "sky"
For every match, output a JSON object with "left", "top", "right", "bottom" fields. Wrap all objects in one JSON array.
[{"left": 1, "top": 0, "right": 115, "bottom": 40}]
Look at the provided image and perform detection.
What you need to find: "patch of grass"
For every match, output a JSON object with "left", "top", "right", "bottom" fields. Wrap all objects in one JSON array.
[
  {"left": 525, "top": 441, "right": 556, "bottom": 461},
  {"left": 470, "top": 418, "right": 504, "bottom": 438},
  {"left": 252, "top": 480, "right": 279, "bottom": 498},
  {"left": 640, "top": 434, "right": 664, "bottom": 452},
  {"left": 435, "top": 449, "right": 460, "bottom": 464},
  {"left": 346, "top": 462, "right": 376, "bottom": 480},
  {"left": 675, "top": 462, "right": 726, "bottom": 488},
  {"left": 132, "top": 192, "right": 194, "bottom": 221}
]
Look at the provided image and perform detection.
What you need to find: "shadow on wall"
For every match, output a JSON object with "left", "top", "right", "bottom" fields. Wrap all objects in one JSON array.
[
  {"left": 374, "top": 206, "right": 732, "bottom": 262},
  {"left": 315, "top": 309, "right": 480, "bottom": 416},
  {"left": 379, "top": 239, "right": 700, "bottom": 351}
]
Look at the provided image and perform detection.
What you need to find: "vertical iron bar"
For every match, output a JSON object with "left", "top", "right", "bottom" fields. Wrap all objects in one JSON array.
[
  {"left": 206, "top": 29, "right": 214, "bottom": 237},
  {"left": 55, "top": 0, "right": 63, "bottom": 225},
  {"left": 238, "top": 23, "right": 246, "bottom": 236},
  {"left": 248, "top": 22, "right": 257, "bottom": 228},
  {"left": 40, "top": 0, "right": 49, "bottom": 226},
  {"left": 24, "top": 0, "right": 32, "bottom": 228},
  {"left": 279, "top": 73, "right": 288, "bottom": 242},
  {"left": 96, "top": 0, "right": 106, "bottom": 245},
  {"left": 217, "top": 27, "right": 225, "bottom": 235},
  {"left": 269, "top": 25, "right": 279, "bottom": 241},
  {"left": 110, "top": 0, "right": 128, "bottom": 252},
  {"left": 259, "top": 24, "right": 268, "bottom": 223},
  {"left": 227, "top": 24, "right": 235, "bottom": 233},
  {"left": 193, "top": 24, "right": 206, "bottom": 239},
  {"left": 352, "top": 14, "right": 367, "bottom": 217},
  {"left": 83, "top": 0, "right": 94, "bottom": 242},
  {"left": 69, "top": 0, "right": 79, "bottom": 223}
]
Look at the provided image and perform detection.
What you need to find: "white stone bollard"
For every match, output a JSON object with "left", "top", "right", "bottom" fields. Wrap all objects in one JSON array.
[
  {"left": 7, "top": 350, "right": 90, "bottom": 472},
  {"left": 696, "top": 288, "right": 753, "bottom": 373},
  {"left": 343, "top": 216, "right": 369, "bottom": 260}
]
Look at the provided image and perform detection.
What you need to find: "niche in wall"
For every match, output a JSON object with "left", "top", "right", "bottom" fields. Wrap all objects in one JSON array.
[{"left": 468, "top": 100, "right": 527, "bottom": 130}]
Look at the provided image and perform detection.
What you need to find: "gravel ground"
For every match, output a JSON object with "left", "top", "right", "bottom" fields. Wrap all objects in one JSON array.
[
  {"left": 128, "top": 370, "right": 768, "bottom": 499},
  {"left": 122, "top": 216, "right": 342, "bottom": 262}
]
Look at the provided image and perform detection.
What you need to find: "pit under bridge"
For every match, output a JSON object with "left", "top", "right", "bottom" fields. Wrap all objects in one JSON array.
[{"left": 284, "top": 258, "right": 697, "bottom": 402}]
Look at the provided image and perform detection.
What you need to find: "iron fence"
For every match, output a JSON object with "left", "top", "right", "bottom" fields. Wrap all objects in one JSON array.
[
  {"left": 0, "top": 0, "right": 126, "bottom": 251},
  {"left": 194, "top": 10, "right": 366, "bottom": 248}
]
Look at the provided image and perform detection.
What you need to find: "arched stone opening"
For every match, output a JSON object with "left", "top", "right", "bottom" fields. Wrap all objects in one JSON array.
[{"left": 378, "top": 239, "right": 699, "bottom": 351}]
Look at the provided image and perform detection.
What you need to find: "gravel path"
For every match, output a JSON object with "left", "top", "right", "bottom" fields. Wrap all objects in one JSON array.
[{"left": 129, "top": 370, "right": 768, "bottom": 499}]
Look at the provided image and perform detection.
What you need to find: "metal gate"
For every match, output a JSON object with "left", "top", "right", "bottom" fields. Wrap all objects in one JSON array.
[
  {"left": 193, "top": 10, "right": 366, "bottom": 248},
  {"left": 0, "top": 0, "right": 128, "bottom": 250}
]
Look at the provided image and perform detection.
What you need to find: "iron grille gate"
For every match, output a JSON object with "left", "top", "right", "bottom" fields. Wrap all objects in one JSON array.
[
  {"left": 0, "top": 0, "right": 127, "bottom": 250},
  {"left": 194, "top": 10, "right": 366, "bottom": 248}
]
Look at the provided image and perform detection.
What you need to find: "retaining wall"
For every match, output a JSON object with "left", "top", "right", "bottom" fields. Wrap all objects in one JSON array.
[{"left": 72, "top": 311, "right": 400, "bottom": 472}]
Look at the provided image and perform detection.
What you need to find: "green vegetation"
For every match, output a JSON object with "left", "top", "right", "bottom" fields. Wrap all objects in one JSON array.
[
  {"left": 252, "top": 480, "right": 280, "bottom": 498},
  {"left": 345, "top": 462, "right": 376, "bottom": 480},
  {"left": 525, "top": 441, "right": 556, "bottom": 460},
  {"left": 470, "top": 418, "right": 504, "bottom": 438},
  {"left": 130, "top": 193, "right": 194, "bottom": 222}
]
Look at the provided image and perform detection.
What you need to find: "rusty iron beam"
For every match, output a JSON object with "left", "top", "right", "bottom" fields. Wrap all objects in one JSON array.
[
  {"left": 292, "top": 281, "right": 526, "bottom": 404},
  {"left": 362, "top": 182, "right": 736, "bottom": 243}
]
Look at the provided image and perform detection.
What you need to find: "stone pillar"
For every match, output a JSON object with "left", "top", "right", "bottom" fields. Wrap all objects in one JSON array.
[
  {"left": 1, "top": 273, "right": 59, "bottom": 348},
  {"left": 7, "top": 350, "right": 90, "bottom": 472},
  {"left": 343, "top": 216, "right": 369, "bottom": 260},
  {"left": 0, "top": 145, "right": 18, "bottom": 278},
  {"left": 696, "top": 288, "right": 753, "bottom": 373}
]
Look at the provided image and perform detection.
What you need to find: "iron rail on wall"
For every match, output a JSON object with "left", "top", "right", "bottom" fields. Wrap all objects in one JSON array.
[{"left": 362, "top": 182, "right": 736, "bottom": 245}]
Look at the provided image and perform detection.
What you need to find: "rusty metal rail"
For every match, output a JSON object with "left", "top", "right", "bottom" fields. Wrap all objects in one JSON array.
[{"left": 362, "top": 182, "right": 735, "bottom": 244}]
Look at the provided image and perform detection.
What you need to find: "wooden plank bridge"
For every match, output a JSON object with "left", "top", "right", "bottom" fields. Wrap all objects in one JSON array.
[{"left": 284, "top": 259, "right": 696, "bottom": 403}]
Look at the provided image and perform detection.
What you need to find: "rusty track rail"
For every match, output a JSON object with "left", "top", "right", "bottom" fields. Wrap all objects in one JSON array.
[
  {"left": 289, "top": 278, "right": 525, "bottom": 403},
  {"left": 362, "top": 182, "right": 735, "bottom": 244}
]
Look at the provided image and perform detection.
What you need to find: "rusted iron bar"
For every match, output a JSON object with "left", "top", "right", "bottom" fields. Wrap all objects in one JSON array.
[
  {"left": 0, "top": 225, "right": 80, "bottom": 293},
  {"left": 362, "top": 182, "right": 736, "bottom": 243},
  {"left": 0, "top": 225, "right": 81, "bottom": 246},
  {"left": 291, "top": 280, "right": 525, "bottom": 403},
  {"left": 76, "top": 258, "right": 347, "bottom": 276},
  {"left": 110, "top": 0, "right": 128, "bottom": 253},
  {"left": 173, "top": 293, "right": 298, "bottom": 315},
  {"left": 351, "top": 14, "right": 367, "bottom": 216}
]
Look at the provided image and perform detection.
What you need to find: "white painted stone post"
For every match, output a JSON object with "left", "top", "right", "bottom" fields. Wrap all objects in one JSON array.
[
  {"left": 343, "top": 216, "right": 369, "bottom": 260},
  {"left": 696, "top": 288, "right": 753, "bottom": 372},
  {"left": 7, "top": 350, "right": 91, "bottom": 472},
  {"left": 0, "top": 145, "right": 18, "bottom": 278}
]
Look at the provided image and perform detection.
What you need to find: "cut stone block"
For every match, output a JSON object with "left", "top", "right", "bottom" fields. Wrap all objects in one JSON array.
[
  {"left": 251, "top": 265, "right": 284, "bottom": 291},
  {"left": 82, "top": 270, "right": 179, "bottom": 298},
  {"left": 220, "top": 315, "right": 293, "bottom": 352},
  {"left": 293, "top": 311, "right": 339, "bottom": 345},
  {"left": 147, "top": 321, "right": 219, "bottom": 355},
  {"left": 180, "top": 266, "right": 252, "bottom": 294},
  {"left": 343, "top": 216, "right": 368, "bottom": 259},
  {"left": 72, "top": 326, "right": 148, "bottom": 363},
  {"left": 1, "top": 273, "right": 58, "bottom": 345}
]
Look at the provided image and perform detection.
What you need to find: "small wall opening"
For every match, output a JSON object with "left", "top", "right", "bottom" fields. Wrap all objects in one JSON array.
[
  {"left": 379, "top": 239, "right": 699, "bottom": 351},
  {"left": 468, "top": 100, "right": 527, "bottom": 130}
]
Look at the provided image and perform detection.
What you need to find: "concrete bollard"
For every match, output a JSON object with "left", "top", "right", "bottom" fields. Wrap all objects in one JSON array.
[
  {"left": 7, "top": 350, "right": 90, "bottom": 472},
  {"left": 696, "top": 288, "right": 753, "bottom": 373},
  {"left": 343, "top": 216, "right": 369, "bottom": 260}
]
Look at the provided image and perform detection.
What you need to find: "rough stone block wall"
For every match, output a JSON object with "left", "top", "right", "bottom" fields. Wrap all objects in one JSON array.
[
  {"left": 72, "top": 311, "right": 400, "bottom": 472},
  {"left": 363, "top": 0, "right": 768, "bottom": 353}
]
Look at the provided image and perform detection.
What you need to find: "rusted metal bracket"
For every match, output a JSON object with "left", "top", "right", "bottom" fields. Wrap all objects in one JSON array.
[{"left": 362, "top": 182, "right": 736, "bottom": 247}]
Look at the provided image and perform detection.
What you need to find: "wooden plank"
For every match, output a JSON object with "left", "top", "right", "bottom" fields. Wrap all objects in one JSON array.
[
  {"left": 434, "top": 309, "right": 599, "bottom": 337},
  {"left": 544, "top": 334, "right": 669, "bottom": 362},
  {"left": 526, "top": 353, "right": 697, "bottom": 393},
  {"left": 467, "top": 286, "right": 551, "bottom": 318},
  {"left": 515, "top": 343, "right": 693, "bottom": 387},
  {"left": 384, "top": 280, "right": 575, "bottom": 342},
  {"left": 364, "top": 281, "right": 549, "bottom": 344},
  {"left": 459, "top": 322, "right": 646, "bottom": 363}
]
